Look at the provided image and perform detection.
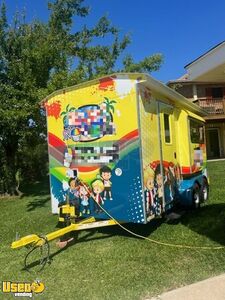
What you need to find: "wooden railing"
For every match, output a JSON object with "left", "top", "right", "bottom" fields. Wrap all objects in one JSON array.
[{"left": 198, "top": 98, "right": 225, "bottom": 114}]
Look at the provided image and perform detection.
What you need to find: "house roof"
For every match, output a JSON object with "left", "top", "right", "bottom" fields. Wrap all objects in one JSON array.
[
  {"left": 173, "top": 40, "right": 225, "bottom": 82},
  {"left": 167, "top": 79, "right": 225, "bottom": 85},
  {"left": 184, "top": 41, "right": 225, "bottom": 68}
]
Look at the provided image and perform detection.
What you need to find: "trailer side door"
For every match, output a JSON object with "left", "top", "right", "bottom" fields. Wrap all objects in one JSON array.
[{"left": 157, "top": 101, "right": 179, "bottom": 212}]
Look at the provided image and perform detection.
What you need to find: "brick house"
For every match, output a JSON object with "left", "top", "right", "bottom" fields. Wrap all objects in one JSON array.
[{"left": 168, "top": 41, "right": 225, "bottom": 159}]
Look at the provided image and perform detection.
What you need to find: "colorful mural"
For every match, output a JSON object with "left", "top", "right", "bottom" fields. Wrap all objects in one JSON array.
[
  {"left": 44, "top": 73, "right": 207, "bottom": 224},
  {"left": 45, "top": 74, "right": 145, "bottom": 223},
  {"left": 143, "top": 160, "right": 181, "bottom": 218}
]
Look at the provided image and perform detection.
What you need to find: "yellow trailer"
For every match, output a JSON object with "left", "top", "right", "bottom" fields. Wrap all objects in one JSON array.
[
  {"left": 43, "top": 73, "right": 208, "bottom": 221},
  {"left": 12, "top": 73, "right": 208, "bottom": 254}
]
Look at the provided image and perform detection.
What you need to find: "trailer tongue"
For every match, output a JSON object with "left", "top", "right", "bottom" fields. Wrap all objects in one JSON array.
[{"left": 11, "top": 217, "right": 118, "bottom": 250}]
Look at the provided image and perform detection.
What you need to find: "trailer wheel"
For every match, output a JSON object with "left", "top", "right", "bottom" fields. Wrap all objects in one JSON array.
[
  {"left": 200, "top": 178, "right": 209, "bottom": 203},
  {"left": 192, "top": 184, "right": 200, "bottom": 209}
]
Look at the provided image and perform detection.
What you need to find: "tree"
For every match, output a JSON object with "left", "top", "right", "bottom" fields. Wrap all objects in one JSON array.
[{"left": 0, "top": 0, "right": 163, "bottom": 195}]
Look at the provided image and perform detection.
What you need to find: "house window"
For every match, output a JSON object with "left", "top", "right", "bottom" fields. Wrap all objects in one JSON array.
[
  {"left": 189, "top": 118, "right": 205, "bottom": 144},
  {"left": 164, "top": 114, "right": 171, "bottom": 143},
  {"left": 212, "top": 87, "right": 223, "bottom": 99}
]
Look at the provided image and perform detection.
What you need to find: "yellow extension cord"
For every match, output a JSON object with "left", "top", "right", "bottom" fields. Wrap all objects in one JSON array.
[
  {"left": 99, "top": 203, "right": 225, "bottom": 250},
  {"left": 80, "top": 181, "right": 225, "bottom": 250}
]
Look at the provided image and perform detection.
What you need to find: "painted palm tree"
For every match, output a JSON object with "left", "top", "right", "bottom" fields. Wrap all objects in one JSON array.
[
  {"left": 103, "top": 97, "right": 117, "bottom": 117},
  {"left": 60, "top": 104, "right": 76, "bottom": 125}
]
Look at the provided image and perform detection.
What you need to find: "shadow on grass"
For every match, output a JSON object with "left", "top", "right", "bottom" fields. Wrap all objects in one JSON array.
[
  {"left": 18, "top": 177, "right": 51, "bottom": 211},
  {"left": 179, "top": 203, "right": 225, "bottom": 246},
  {"left": 71, "top": 203, "right": 225, "bottom": 247},
  {"left": 96, "top": 217, "right": 164, "bottom": 239},
  {"left": 26, "top": 196, "right": 51, "bottom": 211},
  {"left": 20, "top": 177, "right": 50, "bottom": 197}
]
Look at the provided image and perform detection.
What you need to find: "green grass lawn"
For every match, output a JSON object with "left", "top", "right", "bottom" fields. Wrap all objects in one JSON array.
[{"left": 1, "top": 161, "right": 225, "bottom": 299}]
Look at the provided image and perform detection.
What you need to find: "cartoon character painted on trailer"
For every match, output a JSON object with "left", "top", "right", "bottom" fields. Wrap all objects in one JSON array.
[
  {"left": 91, "top": 180, "right": 105, "bottom": 213},
  {"left": 174, "top": 164, "right": 181, "bottom": 182},
  {"left": 67, "top": 177, "right": 81, "bottom": 217},
  {"left": 164, "top": 166, "right": 174, "bottom": 203},
  {"left": 147, "top": 161, "right": 181, "bottom": 215},
  {"left": 166, "top": 163, "right": 179, "bottom": 203},
  {"left": 154, "top": 164, "right": 164, "bottom": 216},
  {"left": 79, "top": 185, "right": 90, "bottom": 215},
  {"left": 100, "top": 166, "right": 113, "bottom": 200},
  {"left": 144, "top": 169, "right": 156, "bottom": 216}
]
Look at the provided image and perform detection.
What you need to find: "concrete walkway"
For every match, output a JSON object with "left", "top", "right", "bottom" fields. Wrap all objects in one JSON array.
[{"left": 150, "top": 274, "right": 225, "bottom": 300}]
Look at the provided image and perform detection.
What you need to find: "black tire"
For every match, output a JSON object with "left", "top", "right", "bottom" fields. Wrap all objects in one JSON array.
[
  {"left": 200, "top": 178, "right": 209, "bottom": 203},
  {"left": 192, "top": 184, "right": 200, "bottom": 209}
]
